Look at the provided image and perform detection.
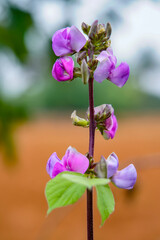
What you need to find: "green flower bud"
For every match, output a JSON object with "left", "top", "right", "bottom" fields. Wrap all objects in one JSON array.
[
  {"left": 81, "top": 22, "right": 91, "bottom": 35},
  {"left": 73, "top": 67, "right": 81, "bottom": 78},
  {"left": 71, "top": 110, "right": 89, "bottom": 127},
  {"left": 77, "top": 51, "right": 87, "bottom": 65},
  {"left": 88, "top": 20, "right": 98, "bottom": 40},
  {"left": 106, "top": 22, "right": 112, "bottom": 39},
  {"left": 81, "top": 59, "right": 89, "bottom": 85},
  {"left": 94, "top": 156, "right": 107, "bottom": 178}
]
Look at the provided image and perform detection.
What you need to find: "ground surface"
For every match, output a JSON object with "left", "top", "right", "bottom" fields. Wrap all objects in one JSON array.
[{"left": 0, "top": 113, "right": 160, "bottom": 240}]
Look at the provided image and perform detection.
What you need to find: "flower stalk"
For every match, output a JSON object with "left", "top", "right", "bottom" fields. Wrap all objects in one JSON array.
[{"left": 87, "top": 77, "right": 96, "bottom": 240}]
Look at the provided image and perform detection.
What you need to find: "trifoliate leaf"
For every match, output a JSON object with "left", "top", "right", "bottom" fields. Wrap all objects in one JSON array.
[{"left": 45, "top": 172, "right": 86, "bottom": 214}]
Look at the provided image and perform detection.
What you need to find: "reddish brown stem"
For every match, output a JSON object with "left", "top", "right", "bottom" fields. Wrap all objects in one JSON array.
[{"left": 87, "top": 77, "right": 95, "bottom": 240}]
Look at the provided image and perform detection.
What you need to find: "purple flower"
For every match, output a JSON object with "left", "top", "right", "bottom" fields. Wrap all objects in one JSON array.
[
  {"left": 46, "top": 146, "right": 89, "bottom": 178},
  {"left": 52, "top": 26, "right": 87, "bottom": 56},
  {"left": 94, "top": 47, "right": 130, "bottom": 87},
  {"left": 111, "top": 164, "right": 137, "bottom": 190},
  {"left": 95, "top": 152, "right": 137, "bottom": 189},
  {"left": 52, "top": 56, "right": 74, "bottom": 81},
  {"left": 103, "top": 113, "right": 118, "bottom": 140},
  {"left": 106, "top": 153, "right": 137, "bottom": 189}
]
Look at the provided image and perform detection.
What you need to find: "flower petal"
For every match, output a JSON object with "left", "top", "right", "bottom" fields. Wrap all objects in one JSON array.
[
  {"left": 46, "top": 153, "right": 64, "bottom": 178},
  {"left": 52, "top": 27, "right": 72, "bottom": 56},
  {"left": 96, "top": 51, "right": 109, "bottom": 62},
  {"left": 106, "top": 153, "right": 119, "bottom": 178},
  {"left": 94, "top": 58, "right": 113, "bottom": 83},
  {"left": 70, "top": 26, "right": 86, "bottom": 52},
  {"left": 61, "top": 56, "right": 74, "bottom": 79},
  {"left": 103, "top": 114, "right": 118, "bottom": 140},
  {"left": 109, "top": 62, "right": 130, "bottom": 88},
  {"left": 111, "top": 164, "right": 137, "bottom": 189},
  {"left": 52, "top": 162, "right": 66, "bottom": 178},
  {"left": 62, "top": 146, "right": 89, "bottom": 174},
  {"left": 96, "top": 49, "right": 117, "bottom": 67}
]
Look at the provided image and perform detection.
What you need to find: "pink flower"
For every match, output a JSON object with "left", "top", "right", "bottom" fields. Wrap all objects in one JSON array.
[
  {"left": 46, "top": 146, "right": 89, "bottom": 178},
  {"left": 52, "top": 56, "right": 74, "bottom": 81},
  {"left": 91, "top": 104, "right": 118, "bottom": 140},
  {"left": 94, "top": 47, "right": 130, "bottom": 87},
  {"left": 52, "top": 26, "right": 86, "bottom": 56},
  {"left": 103, "top": 113, "right": 118, "bottom": 140}
]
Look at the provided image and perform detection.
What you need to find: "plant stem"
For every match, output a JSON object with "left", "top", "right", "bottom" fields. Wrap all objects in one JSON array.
[{"left": 87, "top": 77, "right": 95, "bottom": 240}]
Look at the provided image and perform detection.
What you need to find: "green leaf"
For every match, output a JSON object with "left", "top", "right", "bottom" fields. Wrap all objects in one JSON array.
[
  {"left": 96, "top": 185, "right": 115, "bottom": 226},
  {"left": 61, "top": 172, "right": 110, "bottom": 189},
  {"left": 45, "top": 172, "right": 86, "bottom": 214}
]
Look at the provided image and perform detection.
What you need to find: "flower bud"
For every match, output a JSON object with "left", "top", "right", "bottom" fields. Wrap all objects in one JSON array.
[
  {"left": 97, "top": 24, "right": 106, "bottom": 35},
  {"left": 93, "top": 104, "right": 113, "bottom": 121},
  {"left": 87, "top": 104, "right": 117, "bottom": 140},
  {"left": 97, "top": 24, "right": 106, "bottom": 39},
  {"left": 71, "top": 110, "right": 89, "bottom": 127},
  {"left": 88, "top": 59, "right": 98, "bottom": 71},
  {"left": 77, "top": 51, "right": 87, "bottom": 65},
  {"left": 88, "top": 20, "right": 98, "bottom": 40},
  {"left": 95, "top": 153, "right": 119, "bottom": 179},
  {"left": 81, "top": 59, "right": 89, "bottom": 84},
  {"left": 81, "top": 22, "right": 91, "bottom": 35},
  {"left": 52, "top": 56, "right": 74, "bottom": 81},
  {"left": 94, "top": 156, "right": 107, "bottom": 178},
  {"left": 106, "top": 22, "right": 112, "bottom": 39},
  {"left": 73, "top": 67, "right": 81, "bottom": 78}
]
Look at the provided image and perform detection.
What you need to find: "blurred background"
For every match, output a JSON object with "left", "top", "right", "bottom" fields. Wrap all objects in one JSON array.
[{"left": 0, "top": 0, "right": 160, "bottom": 239}]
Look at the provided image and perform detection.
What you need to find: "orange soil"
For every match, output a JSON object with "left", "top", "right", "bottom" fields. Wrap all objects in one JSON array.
[{"left": 0, "top": 113, "right": 160, "bottom": 240}]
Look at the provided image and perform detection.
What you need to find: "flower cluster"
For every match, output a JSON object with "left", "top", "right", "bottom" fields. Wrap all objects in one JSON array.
[
  {"left": 95, "top": 153, "right": 137, "bottom": 189},
  {"left": 51, "top": 20, "right": 130, "bottom": 87}
]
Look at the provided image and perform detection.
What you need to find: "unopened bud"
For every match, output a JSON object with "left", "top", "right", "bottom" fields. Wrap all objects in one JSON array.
[
  {"left": 73, "top": 67, "right": 81, "bottom": 78},
  {"left": 88, "top": 20, "right": 98, "bottom": 40},
  {"left": 94, "top": 156, "right": 107, "bottom": 178},
  {"left": 87, "top": 104, "right": 113, "bottom": 121},
  {"left": 71, "top": 110, "right": 89, "bottom": 127},
  {"left": 81, "top": 22, "right": 91, "bottom": 35},
  {"left": 97, "top": 23, "right": 106, "bottom": 35},
  {"left": 88, "top": 59, "right": 98, "bottom": 71},
  {"left": 77, "top": 51, "right": 86, "bottom": 65},
  {"left": 106, "top": 22, "right": 112, "bottom": 39},
  {"left": 81, "top": 59, "right": 89, "bottom": 85}
]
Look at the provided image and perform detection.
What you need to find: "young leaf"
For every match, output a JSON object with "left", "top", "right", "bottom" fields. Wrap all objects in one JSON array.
[
  {"left": 96, "top": 185, "right": 115, "bottom": 226},
  {"left": 61, "top": 172, "right": 110, "bottom": 189},
  {"left": 45, "top": 172, "right": 86, "bottom": 214}
]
